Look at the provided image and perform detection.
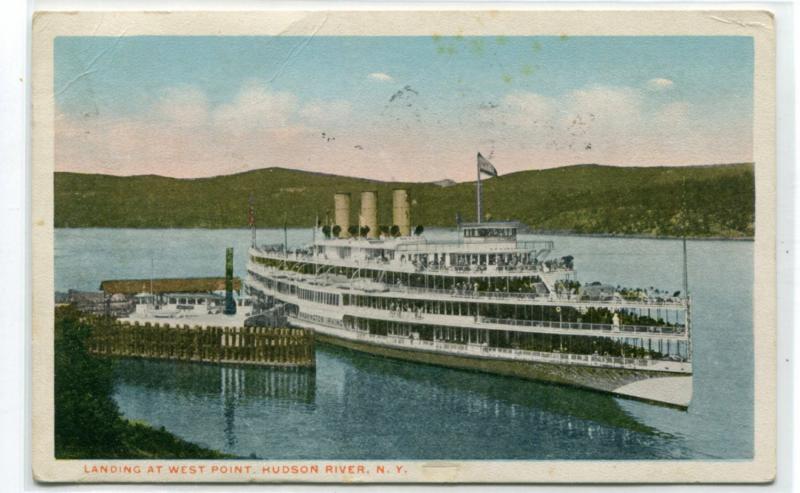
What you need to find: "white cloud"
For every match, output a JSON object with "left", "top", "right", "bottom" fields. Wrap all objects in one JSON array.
[
  {"left": 646, "top": 78, "right": 675, "bottom": 91},
  {"left": 657, "top": 101, "right": 691, "bottom": 122},
  {"left": 152, "top": 85, "right": 210, "bottom": 126},
  {"left": 565, "top": 85, "right": 643, "bottom": 132},
  {"left": 368, "top": 72, "right": 393, "bottom": 82},
  {"left": 56, "top": 78, "right": 751, "bottom": 181},
  {"left": 502, "top": 92, "right": 559, "bottom": 125},
  {"left": 299, "top": 100, "right": 353, "bottom": 125},
  {"left": 149, "top": 81, "right": 358, "bottom": 133},
  {"left": 212, "top": 81, "right": 298, "bottom": 130}
]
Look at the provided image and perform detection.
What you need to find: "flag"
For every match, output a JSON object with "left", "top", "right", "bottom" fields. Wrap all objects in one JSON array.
[{"left": 477, "top": 152, "right": 498, "bottom": 177}]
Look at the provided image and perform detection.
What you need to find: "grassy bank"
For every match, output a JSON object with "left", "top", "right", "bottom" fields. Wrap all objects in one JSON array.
[
  {"left": 55, "top": 163, "right": 754, "bottom": 238},
  {"left": 54, "top": 305, "right": 229, "bottom": 459}
]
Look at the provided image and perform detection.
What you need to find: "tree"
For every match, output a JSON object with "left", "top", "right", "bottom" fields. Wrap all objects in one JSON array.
[
  {"left": 55, "top": 306, "right": 123, "bottom": 457},
  {"left": 332, "top": 225, "right": 341, "bottom": 237},
  {"left": 360, "top": 225, "right": 370, "bottom": 237},
  {"left": 414, "top": 225, "right": 424, "bottom": 236},
  {"left": 390, "top": 225, "right": 401, "bottom": 237},
  {"left": 347, "top": 225, "right": 359, "bottom": 237},
  {"left": 321, "top": 225, "right": 331, "bottom": 239}
]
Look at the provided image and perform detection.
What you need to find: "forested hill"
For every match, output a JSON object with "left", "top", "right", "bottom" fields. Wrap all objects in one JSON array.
[{"left": 54, "top": 163, "right": 754, "bottom": 238}]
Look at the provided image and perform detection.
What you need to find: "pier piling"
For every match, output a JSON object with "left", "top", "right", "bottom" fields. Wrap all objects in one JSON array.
[{"left": 86, "top": 317, "right": 315, "bottom": 368}]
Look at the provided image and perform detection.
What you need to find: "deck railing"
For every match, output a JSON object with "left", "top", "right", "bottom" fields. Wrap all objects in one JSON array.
[
  {"left": 340, "top": 305, "right": 687, "bottom": 341},
  {"left": 252, "top": 247, "right": 555, "bottom": 274},
  {"left": 478, "top": 316, "right": 685, "bottom": 336},
  {"left": 247, "top": 262, "right": 687, "bottom": 309},
  {"left": 305, "top": 323, "right": 691, "bottom": 373}
]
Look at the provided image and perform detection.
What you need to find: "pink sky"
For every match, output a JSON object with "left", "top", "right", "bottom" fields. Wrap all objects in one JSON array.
[{"left": 55, "top": 81, "right": 753, "bottom": 183}]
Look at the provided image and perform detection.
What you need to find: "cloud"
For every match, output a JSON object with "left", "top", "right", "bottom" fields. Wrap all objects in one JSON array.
[
  {"left": 368, "top": 72, "right": 393, "bottom": 82},
  {"left": 212, "top": 80, "right": 297, "bottom": 130},
  {"left": 152, "top": 85, "right": 210, "bottom": 126},
  {"left": 501, "top": 92, "right": 559, "bottom": 125},
  {"left": 646, "top": 78, "right": 675, "bottom": 91},
  {"left": 299, "top": 100, "right": 352, "bottom": 125},
  {"left": 482, "top": 84, "right": 753, "bottom": 168},
  {"left": 55, "top": 79, "right": 751, "bottom": 182}
]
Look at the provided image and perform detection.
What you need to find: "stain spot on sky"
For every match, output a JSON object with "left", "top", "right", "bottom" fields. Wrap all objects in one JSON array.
[{"left": 469, "top": 39, "right": 485, "bottom": 55}]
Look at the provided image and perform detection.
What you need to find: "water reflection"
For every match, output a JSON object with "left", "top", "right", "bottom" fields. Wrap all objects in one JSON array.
[
  {"left": 114, "top": 359, "right": 316, "bottom": 451},
  {"left": 326, "top": 342, "right": 661, "bottom": 437},
  {"left": 114, "top": 358, "right": 316, "bottom": 404},
  {"left": 114, "top": 345, "right": 689, "bottom": 459}
]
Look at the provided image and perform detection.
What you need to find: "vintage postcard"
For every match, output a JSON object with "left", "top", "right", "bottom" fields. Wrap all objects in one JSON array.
[{"left": 31, "top": 10, "right": 776, "bottom": 483}]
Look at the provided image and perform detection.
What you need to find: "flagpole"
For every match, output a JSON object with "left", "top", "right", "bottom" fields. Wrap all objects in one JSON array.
[
  {"left": 313, "top": 214, "right": 318, "bottom": 276},
  {"left": 249, "top": 194, "right": 256, "bottom": 249},
  {"left": 476, "top": 155, "right": 482, "bottom": 223},
  {"left": 283, "top": 213, "right": 288, "bottom": 259}
]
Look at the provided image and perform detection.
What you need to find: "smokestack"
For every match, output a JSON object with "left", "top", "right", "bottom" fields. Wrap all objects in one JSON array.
[
  {"left": 360, "top": 191, "right": 378, "bottom": 239},
  {"left": 334, "top": 192, "right": 351, "bottom": 238},
  {"left": 224, "top": 247, "right": 236, "bottom": 315},
  {"left": 392, "top": 189, "right": 411, "bottom": 236}
]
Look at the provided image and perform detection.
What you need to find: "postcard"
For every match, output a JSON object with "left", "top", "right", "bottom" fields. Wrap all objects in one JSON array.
[{"left": 31, "top": 9, "right": 776, "bottom": 483}]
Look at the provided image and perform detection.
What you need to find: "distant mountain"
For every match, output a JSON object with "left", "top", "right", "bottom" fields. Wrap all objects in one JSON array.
[{"left": 54, "top": 163, "right": 754, "bottom": 238}]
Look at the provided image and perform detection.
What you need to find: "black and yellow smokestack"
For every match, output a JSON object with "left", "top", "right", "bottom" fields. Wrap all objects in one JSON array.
[{"left": 224, "top": 247, "right": 236, "bottom": 315}]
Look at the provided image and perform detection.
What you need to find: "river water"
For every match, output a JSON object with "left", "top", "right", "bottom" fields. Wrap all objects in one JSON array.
[{"left": 55, "top": 228, "right": 753, "bottom": 460}]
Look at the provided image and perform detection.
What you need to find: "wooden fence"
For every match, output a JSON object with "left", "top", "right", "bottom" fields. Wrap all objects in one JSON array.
[{"left": 87, "top": 319, "right": 315, "bottom": 368}]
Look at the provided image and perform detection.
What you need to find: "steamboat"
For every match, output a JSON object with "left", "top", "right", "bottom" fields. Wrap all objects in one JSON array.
[{"left": 245, "top": 155, "right": 693, "bottom": 408}]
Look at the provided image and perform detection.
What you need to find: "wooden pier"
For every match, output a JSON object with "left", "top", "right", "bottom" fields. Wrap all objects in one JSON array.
[{"left": 87, "top": 319, "right": 315, "bottom": 368}]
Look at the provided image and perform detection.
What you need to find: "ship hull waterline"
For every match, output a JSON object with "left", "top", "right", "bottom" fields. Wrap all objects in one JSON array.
[{"left": 291, "top": 318, "right": 692, "bottom": 410}]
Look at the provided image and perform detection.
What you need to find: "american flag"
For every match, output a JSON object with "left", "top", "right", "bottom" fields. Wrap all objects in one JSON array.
[{"left": 477, "top": 152, "right": 498, "bottom": 177}]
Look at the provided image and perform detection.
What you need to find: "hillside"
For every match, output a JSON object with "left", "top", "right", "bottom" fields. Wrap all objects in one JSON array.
[{"left": 54, "top": 163, "right": 755, "bottom": 238}]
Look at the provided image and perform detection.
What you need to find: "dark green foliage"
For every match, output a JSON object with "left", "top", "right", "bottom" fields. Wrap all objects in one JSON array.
[
  {"left": 54, "top": 306, "right": 229, "bottom": 459},
  {"left": 414, "top": 225, "right": 425, "bottom": 236},
  {"left": 55, "top": 306, "right": 123, "bottom": 456},
  {"left": 54, "top": 163, "right": 755, "bottom": 238}
]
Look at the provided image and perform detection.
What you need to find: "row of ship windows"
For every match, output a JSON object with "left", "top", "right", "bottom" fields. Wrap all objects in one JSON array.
[
  {"left": 296, "top": 288, "right": 340, "bottom": 306},
  {"left": 249, "top": 271, "right": 340, "bottom": 306},
  {"left": 249, "top": 271, "right": 683, "bottom": 332}
]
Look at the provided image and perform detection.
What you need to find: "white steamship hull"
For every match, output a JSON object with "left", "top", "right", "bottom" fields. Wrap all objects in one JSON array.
[{"left": 288, "top": 315, "right": 692, "bottom": 409}]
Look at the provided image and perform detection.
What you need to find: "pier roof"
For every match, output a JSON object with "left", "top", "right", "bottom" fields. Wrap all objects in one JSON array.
[{"left": 100, "top": 277, "right": 242, "bottom": 295}]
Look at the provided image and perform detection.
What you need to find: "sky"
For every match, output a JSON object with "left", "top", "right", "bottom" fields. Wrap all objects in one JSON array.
[{"left": 55, "top": 35, "right": 754, "bottom": 182}]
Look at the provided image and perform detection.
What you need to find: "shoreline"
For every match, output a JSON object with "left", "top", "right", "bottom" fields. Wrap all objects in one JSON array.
[{"left": 52, "top": 226, "right": 754, "bottom": 242}]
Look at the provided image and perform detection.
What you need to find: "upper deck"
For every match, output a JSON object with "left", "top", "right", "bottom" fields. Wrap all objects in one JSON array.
[{"left": 252, "top": 222, "right": 561, "bottom": 278}]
